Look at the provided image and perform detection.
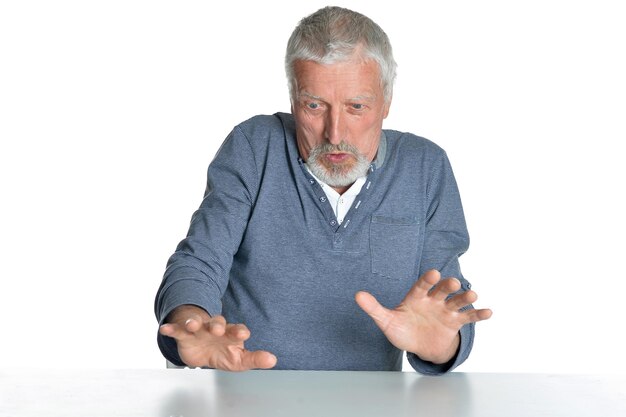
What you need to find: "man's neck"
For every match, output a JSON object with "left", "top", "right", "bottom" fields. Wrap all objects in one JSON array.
[{"left": 332, "top": 184, "right": 351, "bottom": 195}]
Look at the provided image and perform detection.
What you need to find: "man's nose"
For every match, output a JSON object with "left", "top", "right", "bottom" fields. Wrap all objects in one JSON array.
[{"left": 324, "top": 109, "right": 345, "bottom": 145}]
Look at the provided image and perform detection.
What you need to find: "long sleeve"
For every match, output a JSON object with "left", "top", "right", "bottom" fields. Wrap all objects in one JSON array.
[
  {"left": 153, "top": 114, "right": 479, "bottom": 372},
  {"left": 154, "top": 126, "right": 259, "bottom": 365},
  {"left": 407, "top": 151, "right": 475, "bottom": 375}
]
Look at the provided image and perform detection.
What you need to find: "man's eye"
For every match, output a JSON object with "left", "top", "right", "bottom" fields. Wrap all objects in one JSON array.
[
  {"left": 351, "top": 103, "right": 364, "bottom": 110},
  {"left": 307, "top": 102, "right": 320, "bottom": 110}
]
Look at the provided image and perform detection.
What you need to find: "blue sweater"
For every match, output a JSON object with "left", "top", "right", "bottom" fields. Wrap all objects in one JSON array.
[{"left": 155, "top": 113, "right": 474, "bottom": 374}]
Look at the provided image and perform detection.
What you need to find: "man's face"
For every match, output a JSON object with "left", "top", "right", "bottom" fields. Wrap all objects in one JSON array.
[{"left": 291, "top": 58, "right": 391, "bottom": 188}]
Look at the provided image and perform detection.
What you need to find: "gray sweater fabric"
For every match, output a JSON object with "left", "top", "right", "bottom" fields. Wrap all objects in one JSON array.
[{"left": 155, "top": 113, "right": 475, "bottom": 374}]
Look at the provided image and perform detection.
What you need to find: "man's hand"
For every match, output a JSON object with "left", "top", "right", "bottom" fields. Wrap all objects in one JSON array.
[
  {"left": 159, "top": 305, "right": 277, "bottom": 371},
  {"left": 355, "top": 269, "right": 492, "bottom": 364}
]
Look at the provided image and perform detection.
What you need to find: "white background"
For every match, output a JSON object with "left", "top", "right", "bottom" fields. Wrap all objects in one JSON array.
[{"left": 1, "top": 0, "right": 624, "bottom": 373}]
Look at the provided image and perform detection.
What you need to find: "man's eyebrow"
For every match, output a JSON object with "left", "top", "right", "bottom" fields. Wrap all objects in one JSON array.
[
  {"left": 348, "top": 95, "right": 377, "bottom": 102},
  {"left": 298, "top": 92, "right": 325, "bottom": 101}
]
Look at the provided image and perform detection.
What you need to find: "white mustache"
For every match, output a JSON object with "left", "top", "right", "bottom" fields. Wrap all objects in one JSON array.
[{"left": 314, "top": 141, "right": 360, "bottom": 155}]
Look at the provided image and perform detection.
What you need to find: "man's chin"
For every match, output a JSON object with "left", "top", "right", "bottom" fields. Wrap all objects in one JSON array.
[
  {"left": 321, "top": 161, "right": 354, "bottom": 173},
  {"left": 308, "top": 155, "right": 369, "bottom": 187},
  {"left": 317, "top": 168, "right": 363, "bottom": 188}
]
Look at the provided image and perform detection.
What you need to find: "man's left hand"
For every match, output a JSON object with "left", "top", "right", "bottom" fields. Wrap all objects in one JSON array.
[{"left": 355, "top": 269, "right": 492, "bottom": 364}]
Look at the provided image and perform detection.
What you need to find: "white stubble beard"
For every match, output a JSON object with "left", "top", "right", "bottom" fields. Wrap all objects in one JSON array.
[{"left": 307, "top": 141, "right": 371, "bottom": 187}]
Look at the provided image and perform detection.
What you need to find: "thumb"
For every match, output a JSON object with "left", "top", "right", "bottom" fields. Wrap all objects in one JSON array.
[
  {"left": 355, "top": 291, "right": 393, "bottom": 331},
  {"left": 241, "top": 350, "right": 278, "bottom": 370}
]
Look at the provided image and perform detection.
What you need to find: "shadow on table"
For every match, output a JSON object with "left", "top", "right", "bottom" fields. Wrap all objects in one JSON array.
[
  {"left": 157, "top": 371, "right": 472, "bottom": 417},
  {"left": 158, "top": 386, "right": 213, "bottom": 417},
  {"left": 403, "top": 373, "right": 472, "bottom": 416}
]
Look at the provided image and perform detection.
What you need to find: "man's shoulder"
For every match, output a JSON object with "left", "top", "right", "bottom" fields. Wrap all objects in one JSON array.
[
  {"left": 221, "top": 113, "right": 295, "bottom": 163},
  {"left": 383, "top": 129, "right": 447, "bottom": 159},
  {"left": 235, "top": 113, "right": 293, "bottom": 137}
]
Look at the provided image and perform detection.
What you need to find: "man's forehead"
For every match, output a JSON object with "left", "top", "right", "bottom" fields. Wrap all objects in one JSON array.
[
  {"left": 297, "top": 91, "right": 378, "bottom": 102},
  {"left": 293, "top": 56, "right": 380, "bottom": 74},
  {"left": 294, "top": 59, "right": 382, "bottom": 88}
]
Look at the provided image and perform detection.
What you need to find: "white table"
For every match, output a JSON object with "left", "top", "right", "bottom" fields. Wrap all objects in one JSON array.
[{"left": 2, "top": 369, "right": 625, "bottom": 416}]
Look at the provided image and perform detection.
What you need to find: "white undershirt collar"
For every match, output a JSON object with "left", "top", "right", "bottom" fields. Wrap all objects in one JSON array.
[{"left": 305, "top": 166, "right": 367, "bottom": 225}]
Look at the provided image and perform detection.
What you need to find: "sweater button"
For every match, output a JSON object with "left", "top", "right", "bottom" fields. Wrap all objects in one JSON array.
[
  {"left": 330, "top": 220, "right": 337, "bottom": 226},
  {"left": 319, "top": 196, "right": 327, "bottom": 203}
]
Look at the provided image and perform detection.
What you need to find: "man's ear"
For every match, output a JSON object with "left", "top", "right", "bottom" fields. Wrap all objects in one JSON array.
[{"left": 383, "top": 95, "right": 392, "bottom": 119}]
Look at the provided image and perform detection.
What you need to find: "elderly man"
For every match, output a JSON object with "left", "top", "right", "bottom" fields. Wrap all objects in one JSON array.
[{"left": 155, "top": 6, "right": 492, "bottom": 374}]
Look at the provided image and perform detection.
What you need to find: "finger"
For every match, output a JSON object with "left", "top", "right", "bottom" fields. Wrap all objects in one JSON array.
[
  {"left": 207, "top": 315, "right": 227, "bottom": 337},
  {"left": 355, "top": 291, "right": 394, "bottom": 331},
  {"left": 240, "top": 350, "right": 278, "bottom": 370},
  {"left": 446, "top": 289, "right": 478, "bottom": 311},
  {"left": 429, "top": 277, "right": 462, "bottom": 302},
  {"left": 460, "top": 308, "right": 493, "bottom": 324},
  {"left": 406, "top": 269, "right": 442, "bottom": 300},
  {"left": 159, "top": 323, "right": 192, "bottom": 341},
  {"left": 224, "top": 323, "right": 252, "bottom": 342},
  {"left": 159, "top": 323, "right": 179, "bottom": 338}
]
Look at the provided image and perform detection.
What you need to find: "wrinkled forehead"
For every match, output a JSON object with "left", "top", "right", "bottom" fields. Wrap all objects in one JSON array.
[{"left": 292, "top": 58, "right": 384, "bottom": 96}]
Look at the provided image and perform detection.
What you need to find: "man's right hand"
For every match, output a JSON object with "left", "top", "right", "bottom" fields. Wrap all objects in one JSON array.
[{"left": 159, "top": 305, "right": 277, "bottom": 371}]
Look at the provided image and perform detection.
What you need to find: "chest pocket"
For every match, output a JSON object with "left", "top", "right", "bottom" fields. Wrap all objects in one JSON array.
[{"left": 370, "top": 215, "right": 421, "bottom": 280}]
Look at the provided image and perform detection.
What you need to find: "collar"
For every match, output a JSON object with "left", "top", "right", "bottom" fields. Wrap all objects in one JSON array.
[{"left": 372, "top": 131, "right": 387, "bottom": 170}]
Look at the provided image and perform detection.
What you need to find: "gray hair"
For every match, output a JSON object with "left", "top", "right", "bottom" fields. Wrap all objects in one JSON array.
[{"left": 285, "top": 6, "right": 397, "bottom": 102}]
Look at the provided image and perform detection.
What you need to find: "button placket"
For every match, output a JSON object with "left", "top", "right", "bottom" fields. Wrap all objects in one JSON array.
[
  {"left": 298, "top": 158, "right": 340, "bottom": 232},
  {"left": 339, "top": 169, "right": 376, "bottom": 230}
]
